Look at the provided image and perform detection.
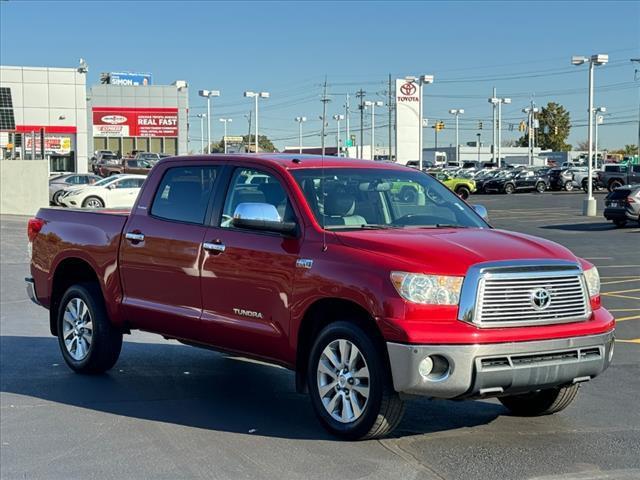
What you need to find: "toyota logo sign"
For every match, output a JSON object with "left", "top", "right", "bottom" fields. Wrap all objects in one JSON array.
[
  {"left": 400, "top": 82, "right": 417, "bottom": 96},
  {"left": 530, "top": 288, "right": 552, "bottom": 310}
]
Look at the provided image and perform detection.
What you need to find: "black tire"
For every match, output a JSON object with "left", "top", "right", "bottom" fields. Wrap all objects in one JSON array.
[
  {"left": 307, "top": 321, "right": 404, "bottom": 440},
  {"left": 564, "top": 181, "right": 574, "bottom": 192},
  {"left": 582, "top": 179, "right": 589, "bottom": 193},
  {"left": 52, "top": 190, "right": 64, "bottom": 205},
  {"left": 57, "top": 283, "right": 122, "bottom": 374},
  {"left": 535, "top": 182, "right": 547, "bottom": 193},
  {"left": 499, "top": 384, "right": 580, "bottom": 416},
  {"left": 82, "top": 196, "right": 104, "bottom": 208},
  {"left": 608, "top": 180, "right": 623, "bottom": 192},
  {"left": 614, "top": 219, "right": 627, "bottom": 228},
  {"left": 456, "top": 186, "right": 471, "bottom": 200},
  {"left": 504, "top": 183, "right": 515, "bottom": 194}
]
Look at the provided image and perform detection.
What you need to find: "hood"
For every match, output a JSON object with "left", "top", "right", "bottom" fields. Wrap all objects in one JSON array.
[{"left": 334, "top": 228, "right": 577, "bottom": 276}]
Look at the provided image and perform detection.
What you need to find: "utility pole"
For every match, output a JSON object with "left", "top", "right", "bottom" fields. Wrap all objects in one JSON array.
[
  {"left": 632, "top": 58, "right": 640, "bottom": 159},
  {"left": 388, "top": 74, "right": 393, "bottom": 161},
  {"left": 321, "top": 79, "right": 330, "bottom": 157},
  {"left": 345, "top": 93, "right": 350, "bottom": 154},
  {"left": 245, "top": 110, "right": 252, "bottom": 153},
  {"left": 356, "top": 89, "right": 366, "bottom": 158},
  {"left": 477, "top": 133, "right": 481, "bottom": 162}
]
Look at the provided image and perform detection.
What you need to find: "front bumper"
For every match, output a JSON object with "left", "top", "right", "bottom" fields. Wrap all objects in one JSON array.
[
  {"left": 25, "top": 277, "right": 41, "bottom": 306},
  {"left": 386, "top": 330, "right": 614, "bottom": 399}
]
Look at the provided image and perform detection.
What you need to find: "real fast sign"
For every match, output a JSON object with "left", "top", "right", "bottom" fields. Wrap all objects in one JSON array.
[
  {"left": 92, "top": 108, "right": 178, "bottom": 137},
  {"left": 395, "top": 79, "right": 421, "bottom": 164}
]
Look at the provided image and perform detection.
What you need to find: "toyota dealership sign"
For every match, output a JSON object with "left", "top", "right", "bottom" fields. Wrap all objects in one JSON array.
[
  {"left": 92, "top": 107, "right": 178, "bottom": 137},
  {"left": 395, "top": 79, "right": 421, "bottom": 164}
]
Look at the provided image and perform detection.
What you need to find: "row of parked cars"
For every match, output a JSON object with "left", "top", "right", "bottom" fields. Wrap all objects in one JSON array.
[{"left": 90, "top": 150, "right": 167, "bottom": 177}]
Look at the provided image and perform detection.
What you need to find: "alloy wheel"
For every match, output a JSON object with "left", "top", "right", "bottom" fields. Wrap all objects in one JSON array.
[
  {"left": 62, "top": 298, "right": 93, "bottom": 361},
  {"left": 317, "top": 339, "right": 370, "bottom": 424}
]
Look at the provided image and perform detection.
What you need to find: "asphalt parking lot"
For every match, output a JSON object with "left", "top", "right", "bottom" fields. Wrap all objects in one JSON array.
[{"left": 1, "top": 191, "right": 639, "bottom": 480}]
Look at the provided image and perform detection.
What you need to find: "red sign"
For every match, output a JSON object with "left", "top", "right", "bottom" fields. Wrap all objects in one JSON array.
[
  {"left": 92, "top": 107, "right": 178, "bottom": 137},
  {"left": 400, "top": 82, "right": 416, "bottom": 96}
]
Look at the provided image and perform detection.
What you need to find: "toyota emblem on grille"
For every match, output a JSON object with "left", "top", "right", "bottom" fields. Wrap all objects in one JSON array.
[{"left": 531, "top": 288, "right": 552, "bottom": 310}]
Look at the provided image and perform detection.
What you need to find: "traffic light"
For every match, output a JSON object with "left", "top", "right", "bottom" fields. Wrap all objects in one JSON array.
[
  {"left": 518, "top": 121, "right": 526, "bottom": 132},
  {"left": 437, "top": 121, "right": 445, "bottom": 131},
  {"left": 554, "top": 126, "right": 559, "bottom": 135},
  {"left": 478, "top": 121, "right": 483, "bottom": 130}
]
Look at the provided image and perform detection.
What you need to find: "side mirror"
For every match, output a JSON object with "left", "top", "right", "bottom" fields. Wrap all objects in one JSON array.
[
  {"left": 232, "top": 202, "right": 297, "bottom": 235},
  {"left": 472, "top": 204, "right": 489, "bottom": 221},
  {"left": 108, "top": 184, "right": 116, "bottom": 190}
]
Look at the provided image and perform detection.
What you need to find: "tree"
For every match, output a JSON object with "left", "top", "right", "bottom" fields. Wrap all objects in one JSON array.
[
  {"left": 516, "top": 102, "right": 571, "bottom": 151},
  {"left": 623, "top": 144, "right": 638, "bottom": 156},
  {"left": 575, "top": 139, "right": 590, "bottom": 151}
]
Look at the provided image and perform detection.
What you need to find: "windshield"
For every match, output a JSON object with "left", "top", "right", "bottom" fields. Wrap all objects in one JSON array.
[
  {"left": 292, "top": 168, "right": 487, "bottom": 230},
  {"left": 93, "top": 177, "right": 118, "bottom": 187}
]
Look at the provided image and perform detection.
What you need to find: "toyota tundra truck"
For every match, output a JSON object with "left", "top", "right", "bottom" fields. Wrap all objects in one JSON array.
[{"left": 26, "top": 154, "right": 615, "bottom": 440}]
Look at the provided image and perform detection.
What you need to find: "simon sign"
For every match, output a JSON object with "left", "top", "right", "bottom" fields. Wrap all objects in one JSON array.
[{"left": 395, "top": 79, "right": 421, "bottom": 163}]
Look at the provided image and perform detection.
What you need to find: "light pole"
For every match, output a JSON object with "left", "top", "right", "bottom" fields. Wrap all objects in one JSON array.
[
  {"left": 489, "top": 87, "right": 497, "bottom": 163},
  {"left": 294, "top": 116, "right": 306, "bottom": 154},
  {"left": 572, "top": 53, "right": 608, "bottom": 216},
  {"left": 476, "top": 133, "right": 481, "bottom": 162},
  {"left": 219, "top": 118, "right": 232, "bottom": 153},
  {"left": 496, "top": 97, "right": 511, "bottom": 167},
  {"left": 405, "top": 74, "right": 434, "bottom": 170},
  {"left": 333, "top": 114, "right": 345, "bottom": 156},
  {"left": 198, "top": 89, "right": 220, "bottom": 153},
  {"left": 448, "top": 109, "right": 464, "bottom": 166},
  {"left": 244, "top": 91, "right": 270, "bottom": 152},
  {"left": 196, "top": 113, "right": 206, "bottom": 153},
  {"left": 522, "top": 105, "right": 540, "bottom": 166},
  {"left": 631, "top": 58, "right": 640, "bottom": 159},
  {"left": 364, "top": 101, "right": 383, "bottom": 160},
  {"left": 594, "top": 107, "right": 606, "bottom": 168}
]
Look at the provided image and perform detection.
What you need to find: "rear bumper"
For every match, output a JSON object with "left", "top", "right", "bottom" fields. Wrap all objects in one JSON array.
[
  {"left": 604, "top": 207, "right": 637, "bottom": 221},
  {"left": 386, "top": 330, "right": 614, "bottom": 399},
  {"left": 25, "top": 277, "right": 41, "bottom": 306}
]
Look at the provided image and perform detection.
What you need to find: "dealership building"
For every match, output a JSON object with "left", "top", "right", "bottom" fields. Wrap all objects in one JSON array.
[{"left": 88, "top": 77, "right": 189, "bottom": 157}]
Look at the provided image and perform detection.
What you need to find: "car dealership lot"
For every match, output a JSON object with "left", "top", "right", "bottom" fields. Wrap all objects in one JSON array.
[{"left": 1, "top": 192, "right": 639, "bottom": 480}]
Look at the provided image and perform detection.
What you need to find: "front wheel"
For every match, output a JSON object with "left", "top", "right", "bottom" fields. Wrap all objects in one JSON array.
[
  {"left": 52, "top": 190, "right": 64, "bottom": 205},
  {"left": 456, "top": 186, "right": 470, "bottom": 200},
  {"left": 307, "top": 321, "right": 404, "bottom": 440},
  {"left": 82, "top": 196, "right": 104, "bottom": 208},
  {"left": 499, "top": 384, "right": 580, "bottom": 416},
  {"left": 564, "top": 181, "right": 574, "bottom": 192},
  {"left": 57, "top": 283, "right": 122, "bottom": 374},
  {"left": 536, "top": 182, "right": 547, "bottom": 193},
  {"left": 504, "top": 183, "right": 515, "bottom": 194}
]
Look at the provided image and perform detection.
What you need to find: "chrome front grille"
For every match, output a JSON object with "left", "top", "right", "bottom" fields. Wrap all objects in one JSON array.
[{"left": 457, "top": 260, "right": 592, "bottom": 328}]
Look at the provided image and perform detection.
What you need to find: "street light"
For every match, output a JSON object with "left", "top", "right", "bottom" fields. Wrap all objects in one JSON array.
[
  {"left": 448, "top": 109, "right": 464, "bottom": 166},
  {"left": 219, "top": 118, "right": 232, "bottom": 153},
  {"left": 198, "top": 89, "right": 220, "bottom": 153},
  {"left": 594, "top": 107, "right": 606, "bottom": 168},
  {"left": 572, "top": 53, "right": 608, "bottom": 216},
  {"left": 196, "top": 113, "right": 206, "bottom": 153},
  {"left": 364, "top": 101, "right": 383, "bottom": 160},
  {"left": 333, "top": 114, "right": 345, "bottom": 156},
  {"left": 244, "top": 91, "right": 270, "bottom": 153},
  {"left": 406, "top": 74, "right": 434, "bottom": 170},
  {"left": 294, "top": 116, "right": 307, "bottom": 154},
  {"left": 522, "top": 105, "right": 540, "bottom": 166},
  {"left": 631, "top": 58, "right": 640, "bottom": 159},
  {"left": 495, "top": 98, "right": 511, "bottom": 167}
]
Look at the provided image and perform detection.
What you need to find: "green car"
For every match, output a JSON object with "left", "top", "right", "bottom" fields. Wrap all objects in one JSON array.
[{"left": 428, "top": 171, "right": 476, "bottom": 199}]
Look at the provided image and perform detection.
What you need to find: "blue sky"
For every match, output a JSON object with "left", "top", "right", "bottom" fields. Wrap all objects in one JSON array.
[{"left": 1, "top": 0, "right": 639, "bottom": 151}]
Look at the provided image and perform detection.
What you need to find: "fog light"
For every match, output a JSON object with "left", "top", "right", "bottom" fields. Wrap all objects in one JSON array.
[
  {"left": 418, "top": 355, "right": 450, "bottom": 381},
  {"left": 419, "top": 357, "right": 434, "bottom": 377}
]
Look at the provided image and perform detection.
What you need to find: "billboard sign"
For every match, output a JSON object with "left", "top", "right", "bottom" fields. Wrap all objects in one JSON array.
[
  {"left": 108, "top": 72, "right": 152, "bottom": 86},
  {"left": 92, "top": 107, "right": 178, "bottom": 137},
  {"left": 395, "top": 79, "right": 421, "bottom": 164},
  {"left": 24, "top": 135, "right": 72, "bottom": 155}
]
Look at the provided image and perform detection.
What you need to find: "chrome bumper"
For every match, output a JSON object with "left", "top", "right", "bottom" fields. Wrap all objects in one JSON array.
[
  {"left": 386, "top": 331, "right": 615, "bottom": 399},
  {"left": 25, "top": 277, "right": 41, "bottom": 306}
]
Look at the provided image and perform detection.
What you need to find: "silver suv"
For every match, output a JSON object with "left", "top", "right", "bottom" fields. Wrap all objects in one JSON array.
[{"left": 603, "top": 184, "right": 640, "bottom": 227}]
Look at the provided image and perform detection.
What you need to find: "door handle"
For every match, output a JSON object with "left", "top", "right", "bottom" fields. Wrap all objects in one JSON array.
[
  {"left": 203, "top": 241, "right": 226, "bottom": 253},
  {"left": 125, "top": 232, "right": 145, "bottom": 242}
]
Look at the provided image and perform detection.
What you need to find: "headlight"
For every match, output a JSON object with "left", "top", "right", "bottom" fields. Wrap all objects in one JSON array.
[
  {"left": 390, "top": 272, "right": 463, "bottom": 305},
  {"left": 583, "top": 266, "right": 600, "bottom": 297}
]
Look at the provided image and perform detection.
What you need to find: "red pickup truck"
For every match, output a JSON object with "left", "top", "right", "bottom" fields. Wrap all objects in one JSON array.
[{"left": 26, "top": 154, "right": 614, "bottom": 440}]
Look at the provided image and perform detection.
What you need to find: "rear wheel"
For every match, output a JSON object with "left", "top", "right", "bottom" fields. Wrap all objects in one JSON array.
[
  {"left": 57, "top": 283, "right": 122, "bottom": 374},
  {"left": 499, "top": 384, "right": 580, "bottom": 416},
  {"left": 504, "top": 183, "right": 515, "bottom": 194},
  {"left": 609, "top": 180, "right": 623, "bottom": 191},
  {"left": 614, "top": 219, "right": 627, "bottom": 228},
  {"left": 455, "top": 186, "right": 470, "bottom": 200},
  {"left": 535, "top": 182, "right": 547, "bottom": 193},
  {"left": 82, "top": 196, "right": 104, "bottom": 208},
  {"left": 307, "top": 321, "right": 404, "bottom": 440},
  {"left": 564, "top": 181, "right": 574, "bottom": 192}
]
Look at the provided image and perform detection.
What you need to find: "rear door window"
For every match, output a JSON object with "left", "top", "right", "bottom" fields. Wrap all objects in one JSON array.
[{"left": 151, "top": 166, "right": 219, "bottom": 224}]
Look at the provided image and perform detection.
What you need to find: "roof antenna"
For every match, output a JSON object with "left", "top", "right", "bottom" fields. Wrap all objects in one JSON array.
[{"left": 320, "top": 77, "right": 331, "bottom": 252}]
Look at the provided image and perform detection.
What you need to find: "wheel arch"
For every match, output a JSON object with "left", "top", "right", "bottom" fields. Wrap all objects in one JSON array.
[{"left": 294, "top": 297, "right": 385, "bottom": 394}]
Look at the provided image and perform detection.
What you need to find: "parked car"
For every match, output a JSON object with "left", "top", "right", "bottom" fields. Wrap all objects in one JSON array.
[
  {"left": 92, "top": 153, "right": 120, "bottom": 175},
  {"left": 134, "top": 152, "right": 161, "bottom": 164},
  {"left": 90, "top": 150, "right": 114, "bottom": 164},
  {"left": 548, "top": 168, "right": 576, "bottom": 191},
  {"left": 99, "top": 158, "right": 154, "bottom": 177},
  {"left": 26, "top": 154, "right": 614, "bottom": 440},
  {"left": 49, "top": 174, "right": 101, "bottom": 205},
  {"left": 597, "top": 163, "right": 640, "bottom": 191},
  {"left": 58, "top": 174, "right": 146, "bottom": 208},
  {"left": 603, "top": 184, "right": 640, "bottom": 227},
  {"left": 484, "top": 169, "right": 549, "bottom": 194},
  {"left": 428, "top": 170, "right": 476, "bottom": 199}
]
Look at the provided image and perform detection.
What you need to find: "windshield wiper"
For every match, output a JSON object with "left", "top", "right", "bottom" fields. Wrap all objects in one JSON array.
[{"left": 414, "top": 224, "right": 470, "bottom": 229}]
